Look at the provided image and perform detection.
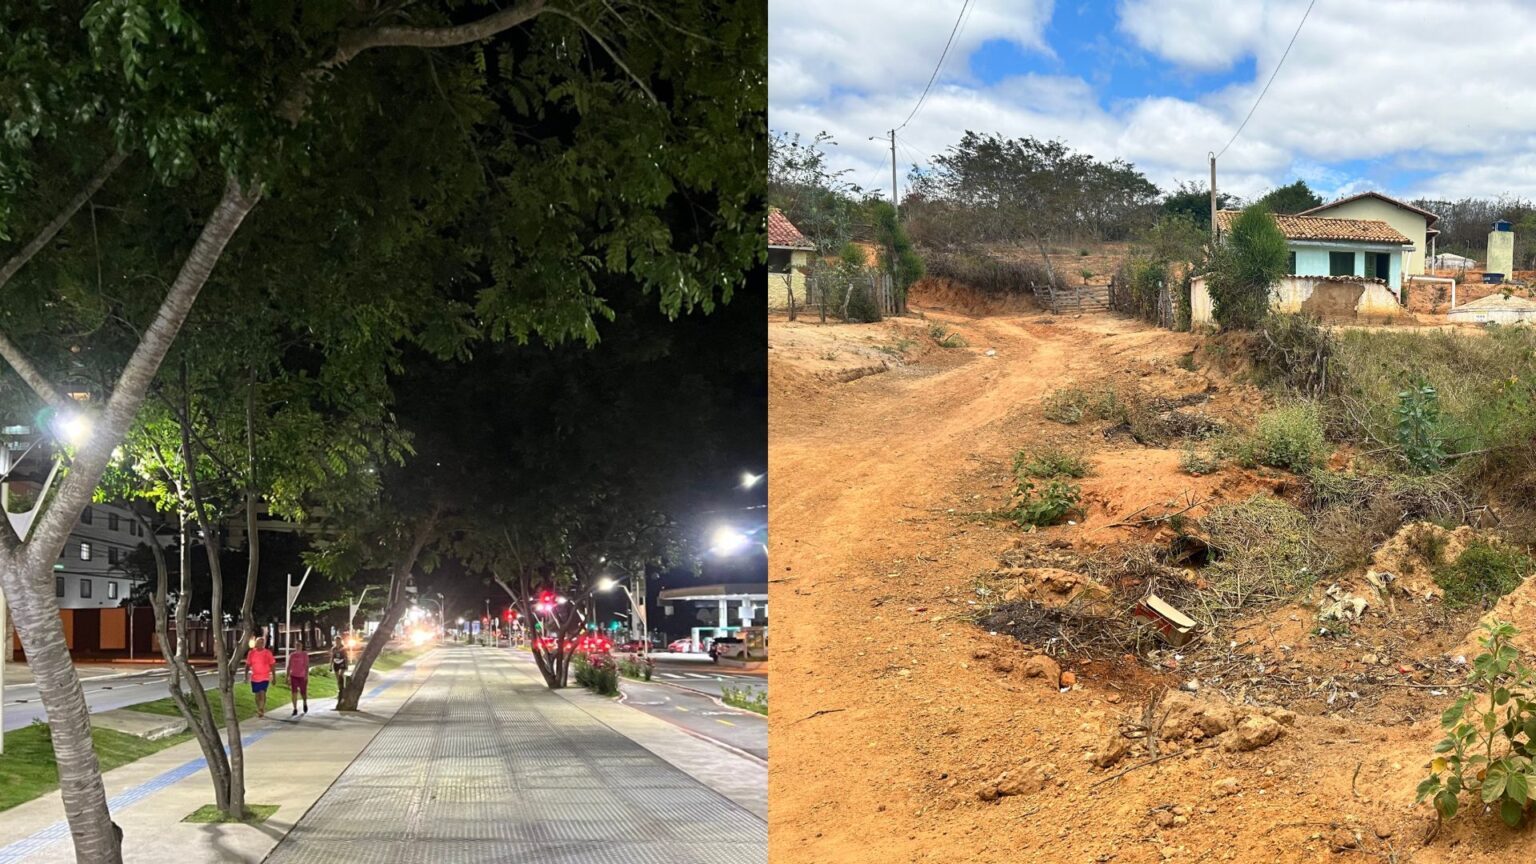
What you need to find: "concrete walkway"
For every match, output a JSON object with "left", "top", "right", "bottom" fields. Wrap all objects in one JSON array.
[
  {"left": 265, "top": 646, "right": 766, "bottom": 863},
  {"left": 0, "top": 653, "right": 440, "bottom": 863}
]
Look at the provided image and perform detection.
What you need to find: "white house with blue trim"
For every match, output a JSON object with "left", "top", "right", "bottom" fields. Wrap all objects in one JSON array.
[{"left": 1215, "top": 210, "right": 1414, "bottom": 294}]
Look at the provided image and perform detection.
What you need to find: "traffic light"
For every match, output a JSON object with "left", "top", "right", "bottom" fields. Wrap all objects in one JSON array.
[{"left": 503, "top": 607, "right": 515, "bottom": 623}]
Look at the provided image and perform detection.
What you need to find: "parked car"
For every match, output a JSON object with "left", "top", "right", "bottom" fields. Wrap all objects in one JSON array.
[
  {"left": 709, "top": 635, "right": 746, "bottom": 662},
  {"left": 616, "top": 640, "right": 650, "bottom": 653},
  {"left": 667, "top": 638, "right": 697, "bottom": 653}
]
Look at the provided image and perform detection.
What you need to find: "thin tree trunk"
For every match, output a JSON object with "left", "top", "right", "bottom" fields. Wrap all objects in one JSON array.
[
  {"left": 337, "top": 513, "right": 438, "bottom": 711},
  {"left": 143, "top": 511, "right": 229, "bottom": 810}
]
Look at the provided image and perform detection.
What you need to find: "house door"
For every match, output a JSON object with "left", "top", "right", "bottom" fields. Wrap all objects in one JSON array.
[{"left": 1364, "top": 253, "right": 1390, "bottom": 281}]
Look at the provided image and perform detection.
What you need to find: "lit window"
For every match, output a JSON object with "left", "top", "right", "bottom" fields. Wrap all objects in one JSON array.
[
  {"left": 80, "top": 542, "right": 91, "bottom": 561},
  {"left": 108, "top": 582, "right": 119, "bottom": 600}
]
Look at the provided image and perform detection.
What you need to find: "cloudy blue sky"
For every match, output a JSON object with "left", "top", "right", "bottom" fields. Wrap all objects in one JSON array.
[{"left": 769, "top": 0, "right": 1536, "bottom": 204}]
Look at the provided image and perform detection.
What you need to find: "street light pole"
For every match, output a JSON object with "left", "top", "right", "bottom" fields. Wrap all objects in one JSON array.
[{"left": 285, "top": 566, "right": 312, "bottom": 683}]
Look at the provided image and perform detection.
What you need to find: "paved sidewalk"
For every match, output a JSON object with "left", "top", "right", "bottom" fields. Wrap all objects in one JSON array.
[
  {"left": 0, "top": 653, "right": 439, "bottom": 863},
  {"left": 265, "top": 646, "right": 767, "bottom": 863}
]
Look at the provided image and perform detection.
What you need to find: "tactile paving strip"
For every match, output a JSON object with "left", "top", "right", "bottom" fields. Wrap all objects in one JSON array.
[{"left": 263, "top": 648, "right": 766, "bottom": 864}]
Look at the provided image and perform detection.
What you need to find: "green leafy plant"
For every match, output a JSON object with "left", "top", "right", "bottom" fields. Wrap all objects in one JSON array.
[
  {"left": 1013, "top": 446, "right": 1090, "bottom": 479},
  {"left": 929, "top": 323, "right": 966, "bottom": 349},
  {"left": 1179, "top": 444, "right": 1219, "bottom": 476},
  {"left": 1206, "top": 204, "right": 1289, "bottom": 330},
  {"left": 1396, "top": 379, "right": 1448, "bottom": 472},
  {"left": 721, "top": 685, "right": 767, "bottom": 715},
  {"left": 1417, "top": 621, "right": 1536, "bottom": 827},
  {"left": 1042, "top": 387, "right": 1121, "bottom": 425},
  {"left": 617, "top": 655, "right": 654, "bottom": 682},
  {"left": 1436, "top": 540, "right": 1532, "bottom": 610},
  {"left": 1009, "top": 479, "right": 1082, "bottom": 527},
  {"left": 573, "top": 653, "right": 619, "bottom": 696},
  {"left": 1224, "top": 405, "right": 1327, "bottom": 472}
]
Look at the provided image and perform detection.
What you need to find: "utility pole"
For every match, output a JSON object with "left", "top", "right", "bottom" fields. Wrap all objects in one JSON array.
[
  {"left": 1209, "top": 152, "right": 1218, "bottom": 242},
  {"left": 889, "top": 129, "right": 899, "bottom": 218}
]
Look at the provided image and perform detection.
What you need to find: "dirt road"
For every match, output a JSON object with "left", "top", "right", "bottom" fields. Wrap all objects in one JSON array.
[{"left": 768, "top": 303, "right": 1526, "bottom": 863}]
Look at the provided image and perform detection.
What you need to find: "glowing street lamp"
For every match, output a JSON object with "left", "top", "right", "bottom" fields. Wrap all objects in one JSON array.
[
  {"left": 51, "top": 410, "right": 93, "bottom": 448},
  {"left": 741, "top": 471, "right": 763, "bottom": 489},
  {"left": 710, "top": 525, "right": 752, "bottom": 556}
]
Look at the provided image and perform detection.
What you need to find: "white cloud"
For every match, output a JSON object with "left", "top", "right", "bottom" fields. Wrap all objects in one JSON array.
[{"left": 771, "top": 0, "right": 1536, "bottom": 206}]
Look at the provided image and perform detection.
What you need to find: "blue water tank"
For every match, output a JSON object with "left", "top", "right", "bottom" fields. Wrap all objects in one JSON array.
[{"left": 1494, "top": 219, "right": 1513, "bottom": 232}]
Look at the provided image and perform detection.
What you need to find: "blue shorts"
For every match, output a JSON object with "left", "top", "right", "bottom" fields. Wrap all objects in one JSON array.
[{"left": 251, "top": 680, "right": 270, "bottom": 694}]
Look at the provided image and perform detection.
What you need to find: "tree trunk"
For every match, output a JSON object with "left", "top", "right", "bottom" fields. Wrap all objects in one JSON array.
[
  {"left": 336, "top": 514, "right": 437, "bottom": 711},
  {"left": 144, "top": 511, "right": 230, "bottom": 811},
  {"left": 0, "top": 178, "right": 257, "bottom": 864},
  {"left": 0, "top": 550, "right": 120, "bottom": 863}
]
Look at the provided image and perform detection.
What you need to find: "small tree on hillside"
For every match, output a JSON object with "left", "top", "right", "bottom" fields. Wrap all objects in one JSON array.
[
  {"left": 1207, "top": 205, "right": 1289, "bottom": 330},
  {"left": 869, "top": 200, "right": 924, "bottom": 298}
]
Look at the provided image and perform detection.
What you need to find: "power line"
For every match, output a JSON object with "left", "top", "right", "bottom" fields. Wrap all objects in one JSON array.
[
  {"left": 895, "top": 0, "right": 973, "bottom": 132},
  {"left": 1214, "top": 0, "right": 1318, "bottom": 159}
]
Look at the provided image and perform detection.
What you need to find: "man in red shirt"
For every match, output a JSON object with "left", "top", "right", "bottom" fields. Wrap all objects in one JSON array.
[{"left": 246, "top": 637, "right": 276, "bottom": 719}]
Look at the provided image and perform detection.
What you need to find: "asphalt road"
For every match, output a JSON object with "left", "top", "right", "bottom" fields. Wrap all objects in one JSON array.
[
  {"left": 646, "top": 656, "right": 768, "bottom": 699},
  {"left": 618, "top": 675, "right": 767, "bottom": 761},
  {"left": 1, "top": 667, "right": 220, "bottom": 732}
]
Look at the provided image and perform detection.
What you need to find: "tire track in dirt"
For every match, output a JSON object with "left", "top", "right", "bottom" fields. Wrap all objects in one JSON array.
[{"left": 768, "top": 309, "right": 1196, "bottom": 863}]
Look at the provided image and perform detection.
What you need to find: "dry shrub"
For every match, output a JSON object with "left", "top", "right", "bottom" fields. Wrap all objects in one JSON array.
[{"left": 1195, "top": 496, "right": 1325, "bottom": 625}]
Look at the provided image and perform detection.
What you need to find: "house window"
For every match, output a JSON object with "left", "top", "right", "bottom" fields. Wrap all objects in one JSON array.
[
  {"left": 55, "top": 576, "right": 64, "bottom": 597},
  {"left": 1287, "top": 252, "right": 1296, "bottom": 275},
  {"left": 1329, "top": 251, "right": 1356, "bottom": 276},
  {"left": 109, "top": 513, "right": 119, "bottom": 531},
  {"left": 108, "top": 547, "right": 118, "bottom": 565},
  {"left": 767, "top": 248, "right": 793, "bottom": 273},
  {"left": 80, "top": 507, "right": 92, "bottom": 525},
  {"left": 80, "top": 578, "right": 92, "bottom": 599},
  {"left": 80, "top": 542, "right": 91, "bottom": 561},
  {"left": 108, "top": 581, "right": 119, "bottom": 600}
]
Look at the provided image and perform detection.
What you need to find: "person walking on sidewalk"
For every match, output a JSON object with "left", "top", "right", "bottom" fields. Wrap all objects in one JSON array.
[
  {"left": 246, "top": 637, "right": 276, "bottom": 718},
  {"left": 288, "top": 636, "right": 310, "bottom": 716},
  {"left": 330, "top": 634, "right": 349, "bottom": 702}
]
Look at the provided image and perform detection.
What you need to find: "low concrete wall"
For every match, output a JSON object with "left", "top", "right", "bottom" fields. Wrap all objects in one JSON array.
[{"left": 1190, "top": 275, "right": 1405, "bottom": 327}]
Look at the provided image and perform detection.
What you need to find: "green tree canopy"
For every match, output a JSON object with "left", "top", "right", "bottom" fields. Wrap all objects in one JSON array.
[{"left": 1256, "top": 180, "right": 1323, "bottom": 215}]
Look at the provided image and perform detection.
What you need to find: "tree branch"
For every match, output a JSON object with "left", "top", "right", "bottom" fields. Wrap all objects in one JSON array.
[
  {"left": 328, "top": 0, "right": 548, "bottom": 66},
  {"left": 28, "top": 177, "right": 260, "bottom": 554},
  {"left": 0, "top": 151, "right": 127, "bottom": 292},
  {"left": 541, "top": 7, "right": 658, "bottom": 105}
]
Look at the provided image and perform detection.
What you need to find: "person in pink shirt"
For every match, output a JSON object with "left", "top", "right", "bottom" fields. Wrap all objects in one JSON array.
[
  {"left": 246, "top": 637, "right": 276, "bottom": 719},
  {"left": 288, "top": 636, "right": 310, "bottom": 716}
]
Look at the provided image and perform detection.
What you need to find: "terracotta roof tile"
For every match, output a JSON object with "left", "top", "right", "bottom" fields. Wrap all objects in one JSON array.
[
  {"left": 768, "top": 208, "right": 814, "bottom": 249},
  {"left": 1216, "top": 210, "right": 1413, "bottom": 245}
]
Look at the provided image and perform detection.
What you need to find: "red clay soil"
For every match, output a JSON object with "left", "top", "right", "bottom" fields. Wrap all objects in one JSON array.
[{"left": 769, "top": 301, "right": 1532, "bottom": 863}]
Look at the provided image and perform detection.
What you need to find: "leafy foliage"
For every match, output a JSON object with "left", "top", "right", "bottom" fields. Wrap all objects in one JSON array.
[
  {"left": 1435, "top": 541, "right": 1532, "bottom": 610},
  {"left": 1417, "top": 621, "right": 1536, "bottom": 827},
  {"left": 573, "top": 652, "right": 619, "bottom": 696},
  {"left": 1161, "top": 181, "right": 1238, "bottom": 233},
  {"left": 1224, "top": 405, "right": 1328, "bottom": 472},
  {"left": 1255, "top": 180, "right": 1323, "bottom": 215},
  {"left": 908, "top": 131, "right": 1159, "bottom": 247},
  {"left": 1013, "top": 446, "right": 1091, "bottom": 479},
  {"left": 1396, "top": 379, "right": 1448, "bottom": 473},
  {"left": 1206, "top": 205, "right": 1289, "bottom": 330},
  {"left": 1008, "top": 479, "right": 1082, "bottom": 527}
]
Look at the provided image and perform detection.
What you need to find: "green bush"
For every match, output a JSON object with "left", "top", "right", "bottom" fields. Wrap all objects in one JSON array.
[
  {"left": 617, "top": 655, "right": 654, "bottom": 681},
  {"left": 1009, "top": 479, "right": 1082, "bottom": 527},
  {"left": 1226, "top": 405, "right": 1328, "bottom": 472},
  {"left": 1206, "top": 205, "right": 1288, "bottom": 330},
  {"left": 1013, "top": 446, "right": 1090, "bottom": 479},
  {"left": 721, "top": 685, "right": 767, "bottom": 715},
  {"left": 1041, "top": 387, "right": 1121, "bottom": 425},
  {"left": 1179, "top": 444, "right": 1219, "bottom": 476},
  {"left": 928, "top": 323, "right": 966, "bottom": 348},
  {"left": 573, "top": 653, "right": 619, "bottom": 696},
  {"left": 1436, "top": 540, "right": 1532, "bottom": 610}
]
